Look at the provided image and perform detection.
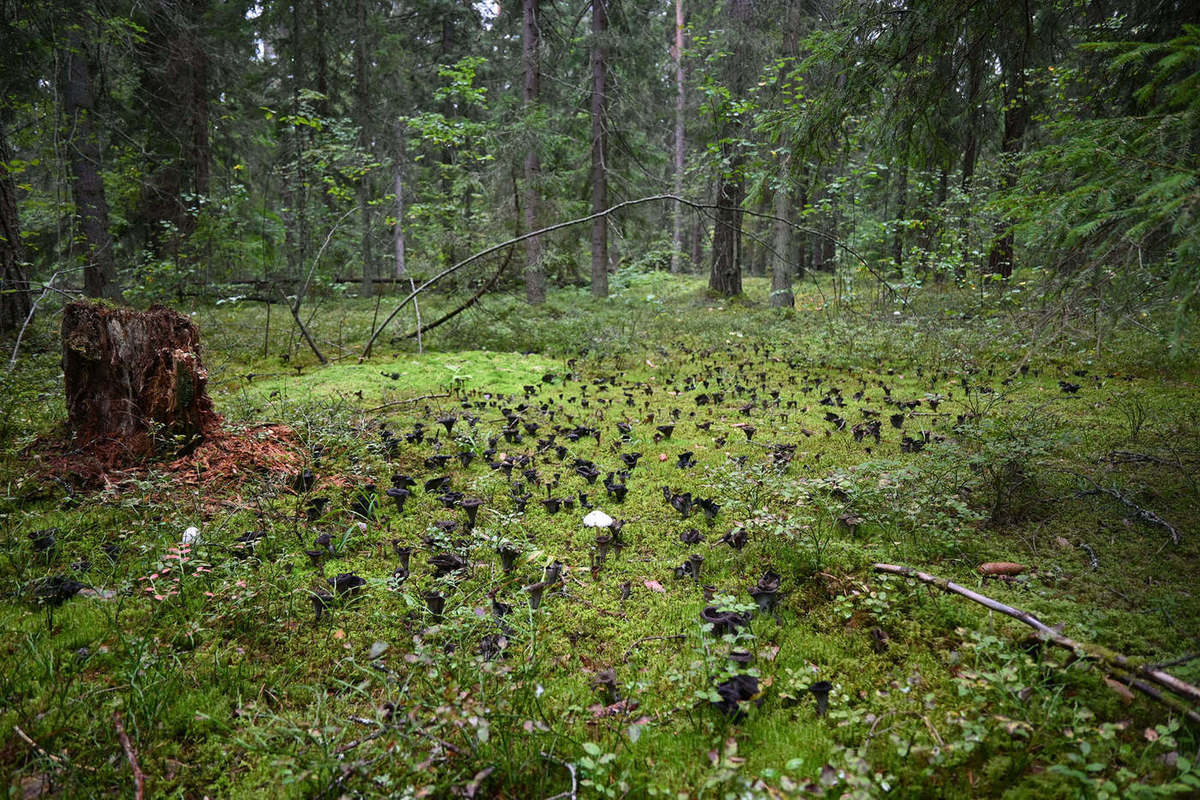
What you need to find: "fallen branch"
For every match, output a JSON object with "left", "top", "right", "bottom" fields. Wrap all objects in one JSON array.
[
  {"left": 540, "top": 751, "right": 578, "bottom": 800},
  {"left": 873, "top": 563, "right": 1200, "bottom": 713},
  {"left": 113, "top": 710, "right": 146, "bottom": 800},
  {"left": 1149, "top": 652, "right": 1200, "bottom": 670},
  {"left": 12, "top": 724, "right": 97, "bottom": 771},
  {"left": 1075, "top": 479, "right": 1180, "bottom": 544},
  {"left": 1104, "top": 665, "right": 1200, "bottom": 724},
  {"left": 624, "top": 634, "right": 687, "bottom": 662},
  {"left": 400, "top": 244, "right": 516, "bottom": 340},
  {"left": 360, "top": 194, "right": 884, "bottom": 359},
  {"left": 367, "top": 393, "right": 451, "bottom": 413}
]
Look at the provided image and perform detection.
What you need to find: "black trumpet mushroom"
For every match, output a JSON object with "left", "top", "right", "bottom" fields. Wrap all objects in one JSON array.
[
  {"left": 680, "top": 528, "right": 703, "bottom": 546},
  {"left": 460, "top": 497, "right": 484, "bottom": 528},
  {"left": 391, "top": 473, "right": 417, "bottom": 492},
  {"left": 311, "top": 589, "right": 333, "bottom": 621},
  {"left": 592, "top": 669, "right": 622, "bottom": 704},
  {"left": 292, "top": 469, "right": 316, "bottom": 493},
  {"left": 457, "top": 450, "right": 475, "bottom": 468},
  {"left": 425, "top": 454, "right": 451, "bottom": 470},
  {"left": 424, "top": 475, "right": 451, "bottom": 493},
  {"left": 697, "top": 497, "right": 721, "bottom": 523},
  {"left": 329, "top": 572, "right": 367, "bottom": 598},
  {"left": 594, "top": 534, "right": 612, "bottom": 561},
  {"left": 386, "top": 486, "right": 411, "bottom": 512},
  {"left": 604, "top": 478, "right": 627, "bottom": 503},
  {"left": 687, "top": 553, "right": 704, "bottom": 581},
  {"left": 676, "top": 451, "right": 696, "bottom": 469},
  {"left": 424, "top": 591, "right": 446, "bottom": 621},
  {"left": 437, "top": 491, "right": 464, "bottom": 509},
  {"left": 351, "top": 484, "right": 378, "bottom": 519},
  {"left": 33, "top": 575, "right": 86, "bottom": 608},
  {"left": 712, "top": 674, "right": 760, "bottom": 718},
  {"left": 429, "top": 552, "right": 468, "bottom": 577},
  {"left": 748, "top": 570, "right": 781, "bottom": 613},
  {"left": 620, "top": 452, "right": 642, "bottom": 470},
  {"left": 700, "top": 606, "right": 750, "bottom": 637},
  {"left": 391, "top": 542, "right": 412, "bottom": 570},
  {"left": 809, "top": 680, "right": 833, "bottom": 716},
  {"left": 437, "top": 415, "right": 457, "bottom": 435},
  {"left": 719, "top": 527, "right": 748, "bottom": 551},
  {"left": 524, "top": 580, "right": 549, "bottom": 610},
  {"left": 543, "top": 560, "right": 564, "bottom": 584},
  {"left": 497, "top": 544, "right": 521, "bottom": 572}
]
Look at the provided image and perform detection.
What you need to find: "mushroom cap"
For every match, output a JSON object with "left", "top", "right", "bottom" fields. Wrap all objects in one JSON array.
[{"left": 582, "top": 509, "right": 614, "bottom": 528}]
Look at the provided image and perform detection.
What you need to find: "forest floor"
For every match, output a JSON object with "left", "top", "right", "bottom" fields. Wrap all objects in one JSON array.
[{"left": 1, "top": 272, "right": 1199, "bottom": 798}]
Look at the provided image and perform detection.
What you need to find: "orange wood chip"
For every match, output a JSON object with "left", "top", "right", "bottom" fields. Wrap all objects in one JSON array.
[{"left": 978, "top": 562, "right": 1027, "bottom": 576}]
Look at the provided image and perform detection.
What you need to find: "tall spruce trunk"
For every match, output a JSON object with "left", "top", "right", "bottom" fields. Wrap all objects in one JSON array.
[
  {"left": 0, "top": 121, "right": 31, "bottom": 332},
  {"left": 709, "top": 144, "right": 744, "bottom": 296},
  {"left": 63, "top": 27, "right": 118, "bottom": 300},
  {"left": 769, "top": 160, "right": 794, "bottom": 308},
  {"left": 522, "top": 0, "right": 546, "bottom": 304},
  {"left": 590, "top": 0, "right": 610, "bottom": 298},
  {"left": 355, "top": 0, "right": 374, "bottom": 297},
  {"left": 670, "top": 0, "right": 686, "bottom": 273},
  {"left": 987, "top": 21, "right": 1030, "bottom": 280},
  {"left": 393, "top": 130, "right": 407, "bottom": 280},
  {"left": 707, "top": 0, "right": 752, "bottom": 297}
]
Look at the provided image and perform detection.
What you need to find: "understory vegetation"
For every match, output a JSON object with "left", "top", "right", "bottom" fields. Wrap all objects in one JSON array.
[{"left": 1, "top": 273, "right": 1198, "bottom": 798}]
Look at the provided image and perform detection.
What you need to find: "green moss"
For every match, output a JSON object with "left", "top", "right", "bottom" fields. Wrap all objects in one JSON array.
[{"left": 1, "top": 275, "right": 1197, "bottom": 797}]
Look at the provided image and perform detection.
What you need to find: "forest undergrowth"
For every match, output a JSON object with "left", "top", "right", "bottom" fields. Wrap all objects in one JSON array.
[{"left": 1, "top": 273, "right": 1198, "bottom": 798}]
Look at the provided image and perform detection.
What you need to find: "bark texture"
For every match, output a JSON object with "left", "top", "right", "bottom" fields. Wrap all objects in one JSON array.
[
  {"left": 522, "top": 0, "right": 546, "bottom": 304},
  {"left": 62, "top": 302, "right": 219, "bottom": 457},
  {"left": 63, "top": 27, "right": 119, "bottom": 300},
  {"left": 670, "top": 0, "right": 686, "bottom": 273},
  {"left": 0, "top": 121, "right": 31, "bottom": 332},
  {"left": 590, "top": 0, "right": 610, "bottom": 298}
]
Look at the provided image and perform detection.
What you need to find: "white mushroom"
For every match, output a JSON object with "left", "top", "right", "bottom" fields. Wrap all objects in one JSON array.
[{"left": 582, "top": 509, "right": 614, "bottom": 528}]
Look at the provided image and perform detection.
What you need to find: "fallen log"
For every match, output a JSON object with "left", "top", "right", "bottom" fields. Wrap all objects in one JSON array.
[{"left": 873, "top": 563, "right": 1200, "bottom": 719}]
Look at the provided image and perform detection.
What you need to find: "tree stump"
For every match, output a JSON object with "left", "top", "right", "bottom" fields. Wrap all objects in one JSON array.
[{"left": 62, "top": 301, "right": 219, "bottom": 459}]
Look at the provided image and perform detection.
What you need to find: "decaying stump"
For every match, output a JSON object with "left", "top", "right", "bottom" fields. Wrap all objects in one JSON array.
[{"left": 62, "top": 301, "right": 220, "bottom": 459}]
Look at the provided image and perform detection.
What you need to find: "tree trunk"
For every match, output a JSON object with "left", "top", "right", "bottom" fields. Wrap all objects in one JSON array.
[
  {"left": 986, "top": 12, "right": 1030, "bottom": 280},
  {"left": 62, "top": 26, "right": 119, "bottom": 300},
  {"left": 355, "top": 0, "right": 374, "bottom": 297},
  {"left": 522, "top": 0, "right": 546, "bottom": 304},
  {"left": 134, "top": 0, "right": 210, "bottom": 271},
  {"left": 707, "top": 0, "right": 753, "bottom": 297},
  {"left": 670, "top": 0, "right": 686, "bottom": 273},
  {"left": 709, "top": 146, "right": 744, "bottom": 296},
  {"left": 769, "top": 160, "right": 794, "bottom": 308},
  {"left": 393, "top": 131, "right": 407, "bottom": 280},
  {"left": 0, "top": 120, "right": 31, "bottom": 333},
  {"left": 590, "top": 0, "right": 610, "bottom": 298},
  {"left": 62, "top": 302, "right": 220, "bottom": 458}
]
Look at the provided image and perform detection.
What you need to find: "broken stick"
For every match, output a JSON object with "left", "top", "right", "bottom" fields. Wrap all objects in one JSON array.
[
  {"left": 113, "top": 710, "right": 146, "bottom": 800},
  {"left": 872, "top": 563, "right": 1200, "bottom": 716}
]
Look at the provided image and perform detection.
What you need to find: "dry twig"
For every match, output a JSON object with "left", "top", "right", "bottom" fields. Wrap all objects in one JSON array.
[
  {"left": 112, "top": 711, "right": 146, "bottom": 800},
  {"left": 540, "top": 751, "right": 578, "bottom": 800},
  {"left": 873, "top": 563, "right": 1200, "bottom": 715}
]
